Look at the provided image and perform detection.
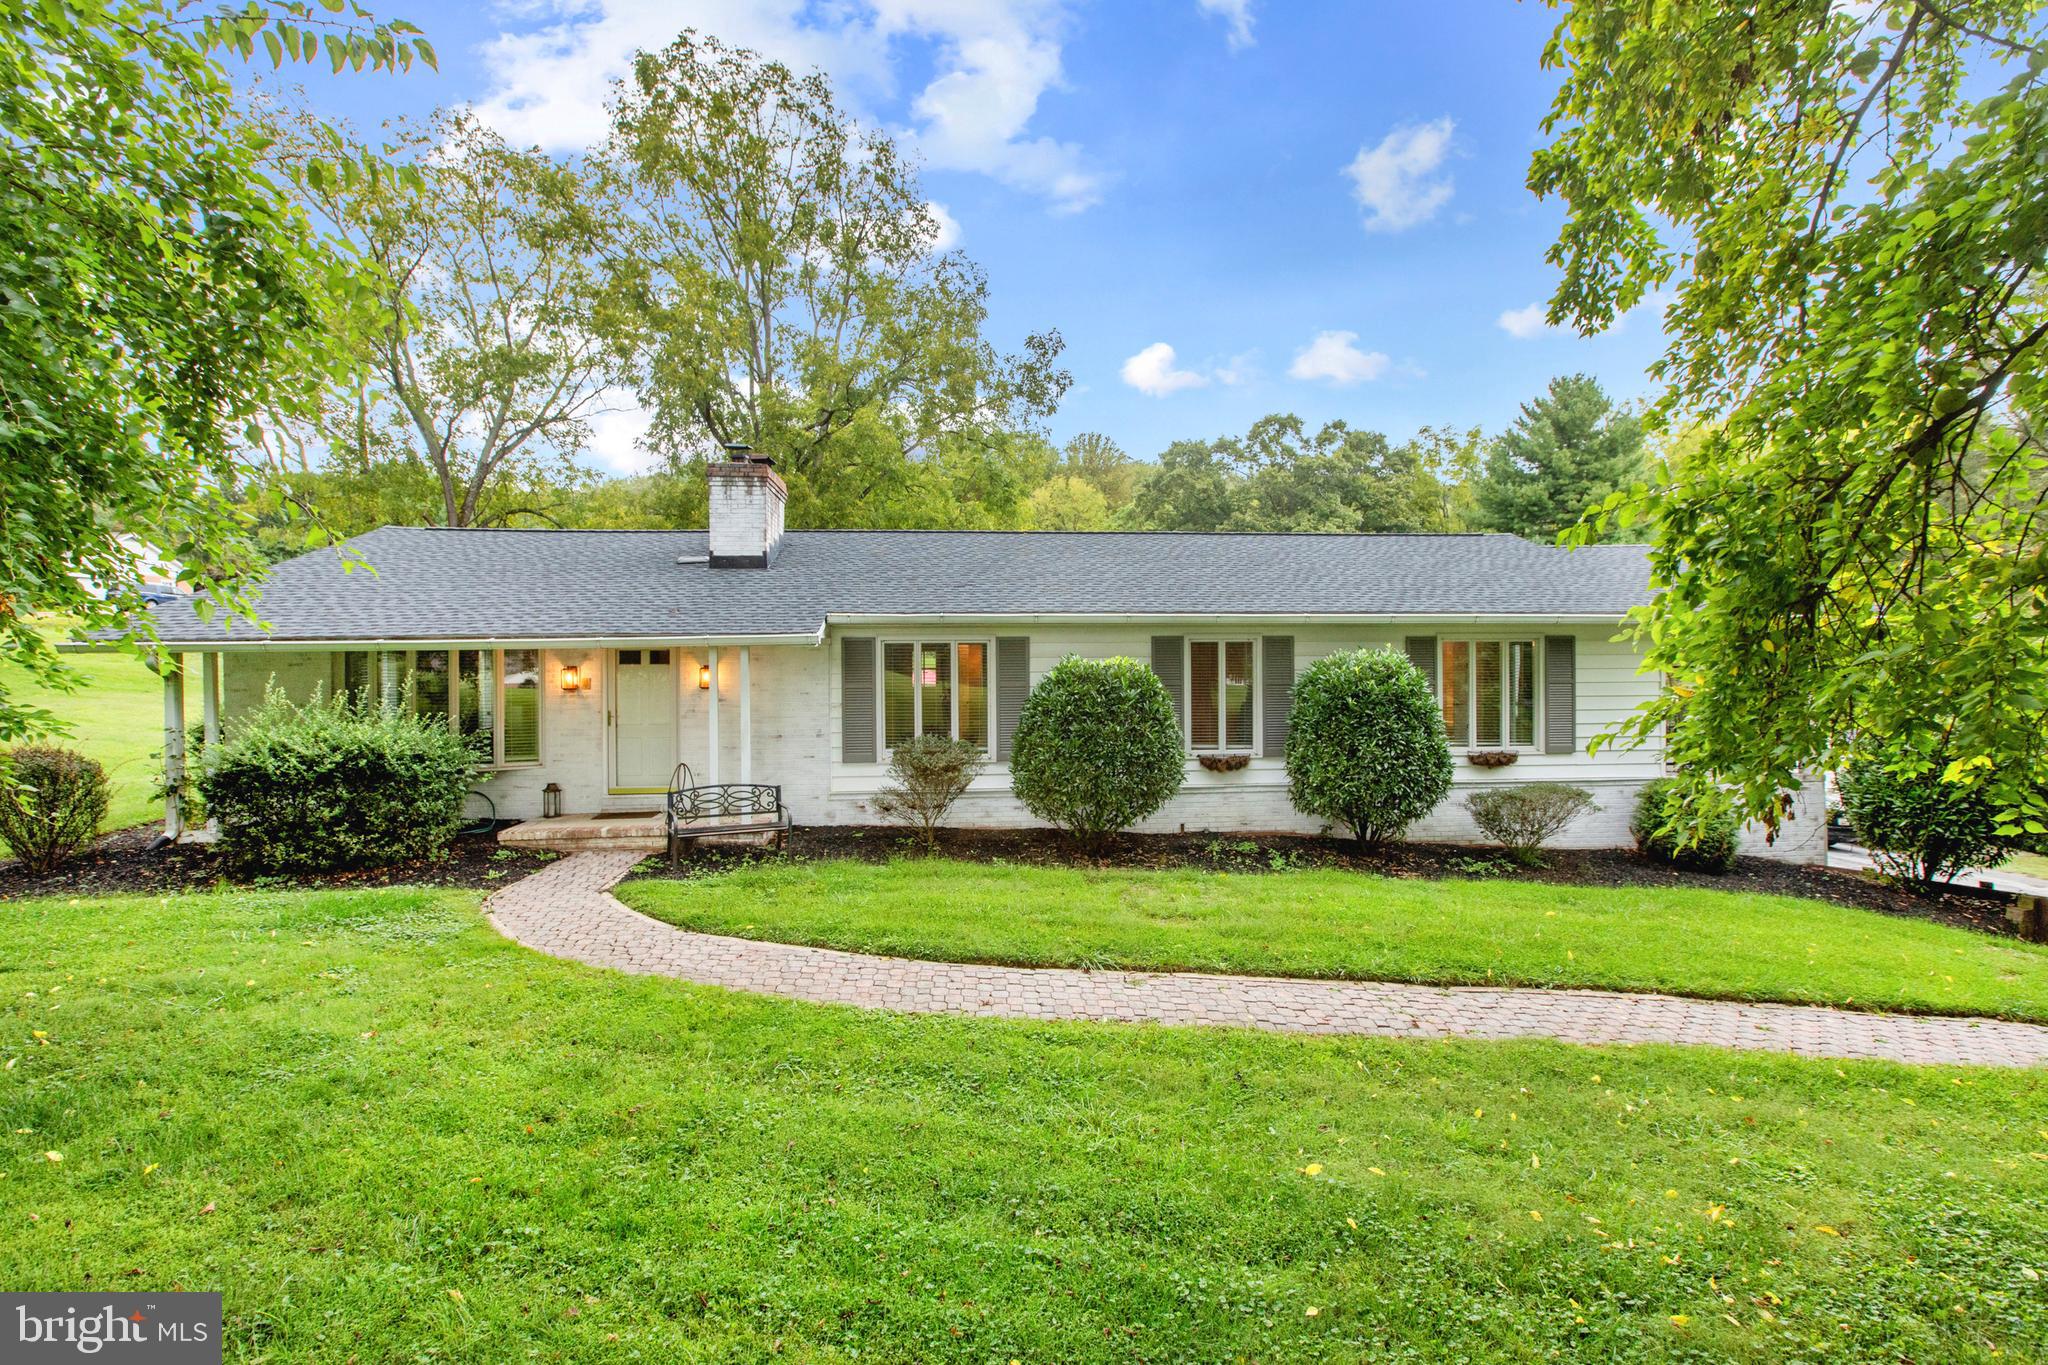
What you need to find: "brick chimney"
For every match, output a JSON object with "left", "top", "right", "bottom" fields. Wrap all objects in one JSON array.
[{"left": 706, "top": 446, "right": 786, "bottom": 568}]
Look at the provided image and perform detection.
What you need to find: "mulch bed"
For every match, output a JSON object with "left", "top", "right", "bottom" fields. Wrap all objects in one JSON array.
[
  {"left": 2, "top": 821, "right": 2025, "bottom": 941},
  {"left": 0, "top": 823, "right": 560, "bottom": 900},
  {"left": 637, "top": 824, "right": 2029, "bottom": 940}
]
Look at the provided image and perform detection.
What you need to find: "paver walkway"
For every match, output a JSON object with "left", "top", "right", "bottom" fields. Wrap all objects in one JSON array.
[{"left": 485, "top": 853, "right": 2048, "bottom": 1068}]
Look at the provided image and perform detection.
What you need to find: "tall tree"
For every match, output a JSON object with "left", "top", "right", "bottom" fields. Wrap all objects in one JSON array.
[
  {"left": 1125, "top": 415, "right": 1448, "bottom": 533},
  {"left": 285, "top": 109, "right": 623, "bottom": 528},
  {"left": 1474, "top": 375, "right": 1646, "bottom": 542},
  {"left": 0, "top": 0, "right": 429, "bottom": 740},
  {"left": 606, "top": 31, "right": 1069, "bottom": 509},
  {"left": 1057, "top": 432, "right": 1142, "bottom": 508},
  {"left": 1532, "top": 0, "right": 2048, "bottom": 834}
]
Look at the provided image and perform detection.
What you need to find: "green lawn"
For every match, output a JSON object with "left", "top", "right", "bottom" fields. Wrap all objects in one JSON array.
[
  {"left": 2, "top": 886, "right": 2044, "bottom": 1361},
  {"left": 619, "top": 859, "right": 2048, "bottom": 1022},
  {"left": 0, "top": 638, "right": 198, "bottom": 832}
]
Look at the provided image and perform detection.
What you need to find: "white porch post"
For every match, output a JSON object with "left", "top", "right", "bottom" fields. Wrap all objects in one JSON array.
[
  {"left": 705, "top": 645, "right": 720, "bottom": 785},
  {"left": 201, "top": 652, "right": 221, "bottom": 749},
  {"left": 161, "top": 652, "right": 186, "bottom": 840},
  {"left": 738, "top": 646, "right": 752, "bottom": 783}
]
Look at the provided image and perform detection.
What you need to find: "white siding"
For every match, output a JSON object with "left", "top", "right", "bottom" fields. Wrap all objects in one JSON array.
[{"left": 204, "top": 621, "right": 1827, "bottom": 863}]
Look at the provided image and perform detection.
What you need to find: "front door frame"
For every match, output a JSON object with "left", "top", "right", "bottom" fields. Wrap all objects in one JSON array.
[{"left": 608, "top": 646, "right": 678, "bottom": 795}]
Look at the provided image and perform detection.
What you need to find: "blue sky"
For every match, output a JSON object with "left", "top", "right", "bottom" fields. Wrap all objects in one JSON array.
[{"left": 292, "top": 0, "right": 1670, "bottom": 473}]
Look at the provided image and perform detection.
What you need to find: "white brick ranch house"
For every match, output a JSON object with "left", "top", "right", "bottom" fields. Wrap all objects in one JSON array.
[{"left": 138, "top": 452, "right": 1826, "bottom": 862}]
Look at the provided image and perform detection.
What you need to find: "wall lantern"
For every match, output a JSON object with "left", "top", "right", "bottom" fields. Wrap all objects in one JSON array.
[
  {"left": 559, "top": 664, "right": 582, "bottom": 692},
  {"left": 698, "top": 663, "right": 712, "bottom": 691},
  {"left": 542, "top": 782, "right": 563, "bottom": 819}
]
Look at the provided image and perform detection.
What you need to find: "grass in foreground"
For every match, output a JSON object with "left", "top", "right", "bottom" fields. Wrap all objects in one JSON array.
[
  {"left": 0, "top": 636, "right": 197, "bottom": 832},
  {"left": 3, "top": 887, "right": 2045, "bottom": 1362},
  {"left": 620, "top": 858, "right": 2048, "bottom": 1021}
]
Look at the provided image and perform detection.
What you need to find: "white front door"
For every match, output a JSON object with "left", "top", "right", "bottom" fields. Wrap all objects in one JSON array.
[{"left": 611, "top": 648, "right": 676, "bottom": 792}]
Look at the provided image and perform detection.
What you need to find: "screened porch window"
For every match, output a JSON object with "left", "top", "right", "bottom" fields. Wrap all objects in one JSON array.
[
  {"left": 881, "top": 641, "right": 990, "bottom": 750},
  {"left": 406, "top": 647, "right": 541, "bottom": 767},
  {"left": 1439, "top": 639, "right": 1538, "bottom": 748}
]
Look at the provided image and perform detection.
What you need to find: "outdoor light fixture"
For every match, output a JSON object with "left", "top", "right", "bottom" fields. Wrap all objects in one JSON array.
[
  {"left": 542, "top": 782, "right": 563, "bottom": 819},
  {"left": 560, "top": 664, "right": 582, "bottom": 692},
  {"left": 698, "top": 663, "right": 712, "bottom": 690}
]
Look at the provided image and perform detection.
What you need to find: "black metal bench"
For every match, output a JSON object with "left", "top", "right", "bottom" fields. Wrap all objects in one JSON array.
[{"left": 666, "top": 763, "right": 790, "bottom": 866}]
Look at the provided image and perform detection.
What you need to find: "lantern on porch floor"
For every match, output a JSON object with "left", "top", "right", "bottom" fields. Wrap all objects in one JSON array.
[{"left": 542, "top": 782, "right": 563, "bottom": 819}]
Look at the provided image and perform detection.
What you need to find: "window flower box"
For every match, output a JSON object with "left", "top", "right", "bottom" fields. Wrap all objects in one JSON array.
[
  {"left": 1465, "top": 749, "right": 1519, "bottom": 769},
  {"left": 1197, "top": 752, "right": 1253, "bottom": 773}
]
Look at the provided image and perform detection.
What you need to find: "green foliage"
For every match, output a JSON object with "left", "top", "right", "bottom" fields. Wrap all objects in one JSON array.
[
  {"left": 1025, "top": 475, "right": 1112, "bottom": 530},
  {"left": 1474, "top": 375, "right": 1646, "bottom": 543},
  {"left": 1126, "top": 414, "right": 1455, "bottom": 533},
  {"left": 872, "top": 737, "right": 986, "bottom": 851},
  {"left": 1630, "top": 778, "right": 1740, "bottom": 874},
  {"left": 1009, "top": 656, "right": 1185, "bottom": 845},
  {"left": 1057, "top": 433, "right": 1143, "bottom": 509},
  {"left": 1840, "top": 743, "right": 2010, "bottom": 887},
  {"left": 0, "top": 745, "right": 110, "bottom": 874},
  {"left": 0, "top": 0, "right": 425, "bottom": 741},
  {"left": 1532, "top": 1, "right": 2048, "bottom": 836},
  {"left": 1463, "top": 783, "right": 1597, "bottom": 866},
  {"left": 1285, "top": 649, "right": 1454, "bottom": 845},
  {"left": 199, "top": 688, "right": 475, "bottom": 874},
  {"left": 266, "top": 108, "right": 623, "bottom": 528},
  {"left": 607, "top": 31, "right": 1069, "bottom": 514}
]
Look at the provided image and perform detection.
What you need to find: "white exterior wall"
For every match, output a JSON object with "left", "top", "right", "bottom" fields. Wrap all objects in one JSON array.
[{"left": 206, "top": 622, "right": 1826, "bottom": 863}]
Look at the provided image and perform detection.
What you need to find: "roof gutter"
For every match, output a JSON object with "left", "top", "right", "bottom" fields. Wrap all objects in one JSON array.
[
  {"left": 58, "top": 626, "right": 828, "bottom": 654},
  {"left": 821, "top": 611, "right": 1634, "bottom": 627}
]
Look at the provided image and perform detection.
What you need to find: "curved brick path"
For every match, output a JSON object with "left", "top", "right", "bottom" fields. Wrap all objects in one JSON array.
[{"left": 484, "top": 853, "right": 2048, "bottom": 1068}]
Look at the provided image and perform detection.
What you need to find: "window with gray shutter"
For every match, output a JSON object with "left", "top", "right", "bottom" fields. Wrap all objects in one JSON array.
[
  {"left": 1260, "top": 635, "right": 1294, "bottom": 757},
  {"left": 1404, "top": 636, "right": 1438, "bottom": 693},
  {"left": 1543, "top": 634, "right": 1577, "bottom": 754},
  {"left": 1150, "top": 635, "right": 1185, "bottom": 737},
  {"left": 840, "top": 636, "right": 877, "bottom": 763},
  {"left": 994, "top": 636, "right": 1029, "bottom": 761}
]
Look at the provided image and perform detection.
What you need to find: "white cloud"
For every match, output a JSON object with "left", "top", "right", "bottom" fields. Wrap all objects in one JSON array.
[
  {"left": 1343, "top": 117, "right": 1456, "bottom": 233},
  {"left": 1214, "top": 350, "right": 1258, "bottom": 386},
  {"left": 1497, "top": 288, "right": 1675, "bottom": 339},
  {"left": 1197, "top": 0, "right": 1255, "bottom": 49},
  {"left": 1497, "top": 301, "right": 1560, "bottom": 340},
  {"left": 925, "top": 201, "right": 962, "bottom": 251},
  {"left": 475, "top": 1, "right": 1103, "bottom": 213},
  {"left": 1287, "top": 330, "right": 1389, "bottom": 386},
  {"left": 585, "top": 391, "right": 658, "bottom": 475},
  {"left": 1121, "top": 342, "right": 1210, "bottom": 397}
]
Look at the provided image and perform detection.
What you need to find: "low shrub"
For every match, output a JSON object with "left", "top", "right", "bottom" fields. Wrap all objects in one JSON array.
[
  {"left": 1630, "top": 778, "right": 1740, "bottom": 873},
  {"left": 873, "top": 736, "right": 986, "bottom": 852},
  {"left": 1286, "top": 648, "right": 1453, "bottom": 846},
  {"left": 199, "top": 687, "right": 477, "bottom": 874},
  {"left": 0, "top": 745, "right": 109, "bottom": 874},
  {"left": 1463, "top": 783, "right": 1595, "bottom": 866},
  {"left": 1839, "top": 746, "right": 2007, "bottom": 887},
  {"left": 1010, "top": 655, "right": 1185, "bottom": 847}
]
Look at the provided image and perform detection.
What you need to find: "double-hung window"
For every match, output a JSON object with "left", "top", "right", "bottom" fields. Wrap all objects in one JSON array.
[
  {"left": 392, "top": 647, "right": 542, "bottom": 767},
  {"left": 1188, "top": 638, "right": 1255, "bottom": 752},
  {"left": 1438, "top": 638, "right": 1538, "bottom": 748},
  {"left": 881, "top": 641, "right": 990, "bottom": 751}
]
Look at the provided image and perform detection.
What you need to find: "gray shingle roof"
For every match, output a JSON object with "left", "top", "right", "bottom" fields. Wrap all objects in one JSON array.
[{"left": 140, "top": 527, "right": 1654, "bottom": 644}]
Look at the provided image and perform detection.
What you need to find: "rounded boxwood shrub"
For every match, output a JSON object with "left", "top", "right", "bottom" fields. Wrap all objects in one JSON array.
[
  {"left": 0, "top": 745, "right": 110, "bottom": 874},
  {"left": 199, "top": 687, "right": 477, "bottom": 874},
  {"left": 1838, "top": 745, "right": 2007, "bottom": 887},
  {"left": 1009, "top": 655, "right": 1185, "bottom": 847},
  {"left": 1630, "top": 777, "right": 1739, "bottom": 873},
  {"left": 1285, "top": 648, "right": 1453, "bottom": 846}
]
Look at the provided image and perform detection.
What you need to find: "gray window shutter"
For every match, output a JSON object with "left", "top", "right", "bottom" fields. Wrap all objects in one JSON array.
[
  {"left": 1150, "top": 635, "right": 1185, "bottom": 737},
  {"left": 995, "top": 636, "right": 1030, "bottom": 761},
  {"left": 841, "top": 636, "right": 876, "bottom": 763},
  {"left": 1544, "top": 634, "right": 1577, "bottom": 754},
  {"left": 1404, "top": 636, "right": 1438, "bottom": 694},
  {"left": 1260, "top": 635, "right": 1294, "bottom": 758}
]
